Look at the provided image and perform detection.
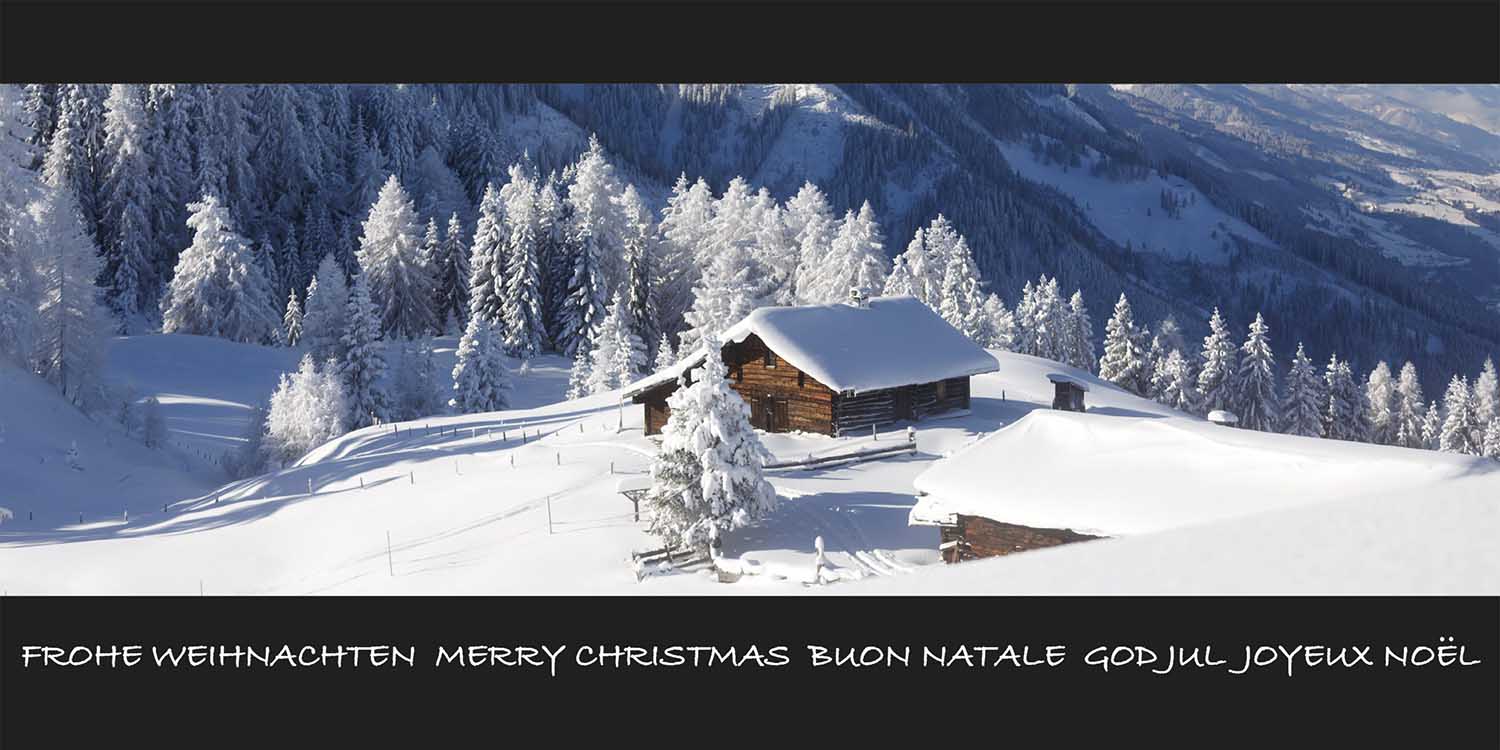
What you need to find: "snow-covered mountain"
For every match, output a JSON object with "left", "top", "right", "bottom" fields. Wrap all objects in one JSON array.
[{"left": 532, "top": 83, "right": 1500, "bottom": 391}]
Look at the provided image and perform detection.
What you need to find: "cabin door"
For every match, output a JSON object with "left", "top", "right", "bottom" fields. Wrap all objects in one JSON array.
[
  {"left": 893, "top": 388, "right": 913, "bottom": 421},
  {"left": 751, "top": 396, "right": 788, "bottom": 432}
]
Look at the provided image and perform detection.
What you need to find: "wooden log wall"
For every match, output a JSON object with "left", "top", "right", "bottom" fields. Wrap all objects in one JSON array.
[{"left": 940, "top": 515, "right": 1100, "bottom": 562}]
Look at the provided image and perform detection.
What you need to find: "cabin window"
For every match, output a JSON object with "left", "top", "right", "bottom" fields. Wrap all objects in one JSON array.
[
  {"left": 763, "top": 349, "right": 775, "bottom": 368},
  {"left": 798, "top": 371, "right": 805, "bottom": 388},
  {"left": 935, "top": 380, "right": 948, "bottom": 400}
]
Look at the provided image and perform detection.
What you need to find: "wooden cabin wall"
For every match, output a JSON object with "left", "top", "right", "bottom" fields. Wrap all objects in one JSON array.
[
  {"left": 723, "top": 335, "right": 836, "bottom": 434},
  {"left": 942, "top": 515, "right": 1100, "bottom": 562}
]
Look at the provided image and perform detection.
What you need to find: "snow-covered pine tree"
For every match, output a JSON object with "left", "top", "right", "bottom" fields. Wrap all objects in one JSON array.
[
  {"left": 262, "top": 354, "right": 347, "bottom": 468},
  {"left": 1393, "top": 361, "right": 1427, "bottom": 449},
  {"left": 565, "top": 344, "right": 591, "bottom": 401},
  {"left": 749, "top": 187, "right": 797, "bottom": 306},
  {"left": 653, "top": 332, "right": 676, "bottom": 372},
  {"left": 680, "top": 213, "right": 758, "bottom": 355},
  {"left": 41, "top": 85, "right": 103, "bottom": 244},
  {"left": 883, "top": 254, "right": 917, "bottom": 298},
  {"left": 466, "top": 182, "right": 506, "bottom": 326},
  {"left": 656, "top": 174, "right": 716, "bottom": 339},
  {"left": 1195, "top": 308, "right": 1238, "bottom": 416},
  {"left": 1474, "top": 357, "right": 1499, "bottom": 431},
  {"left": 340, "top": 273, "right": 391, "bottom": 428},
  {"left": 1013, "top": 280, "right": 1036, "bottom": 355},
  {"left": 1421, "top": 399, "right": 1443, "bottom": 450},
  {"left": 618, "top": 185, "right": 661, "bottom": 349},
  {"left": 0, "top": 85, "right": 41, "bottom": 367},
  {"left": 644, "top": 334, "right": 776, "bottom": 553},
  {"left": 501, "top": 181, "right": 546, "bottom": 360},
  {"left": 935, "top": 237, "right": 986, "bottom": 342},
  {"left": 1438, "top": 375, "right": 1480, "bottom": 455},
  {"left": 30, "top": 183, "right": 113, "bottom": 406},
  {"left": 980, "top": 294, "right": 1017, "bottom": 351},
  {"left": 565, "top": 135, "right": 627, "bottom": 294},
  {"left": 1322, "top": 355, "right": 1367, "bottom": 442},
  {"left": 161, "top": 194, "right": 279, "bottom": 343},
  {"left": 1153, "top": 349, "right": 1198, "bottom": 413},
  {"left": 142, "top": 395, "right": 166, "bottom": 448},
  {"left": 1279, "top": 343, "right": 1324, "bottom": 438},
  {"left": 282, "top": 288, "right": 303, "bottom": 347},
  {"left": 393, "top": 337, "right": 445, "bottom": 420},
  {"left": 356, "top": 175, "right": 437, "bottom": 338},
  {"left": 435, "top": 213, "right": 471, "bottom": 335},
  {"left": 99, "top": 84, "right": 155, "bottom": 321},
  {"left": 301, "top": 253, "right": 349, "bottom": 361},
  {"left": 790, "top": 185, "right": 838, "bottom": 307},
  {"left": 586, "top": 292, "right": 647, "bottom": 395},
  {"left": 225, "top": 401, "right": 267, "bottom": 479},
  {"left": 1364, "top": 361, "right": 1397, "bottom": 445},
  {"left": 1098, "top": 293, "right": 1147, "bottom": 395},
  {"left": 1063, "top": 290, "right": 1097, "bottom": 373},
  {"left": 1233, "top": 313, "right": 1278, "bottom": 431},
  {"left": 1483, "top": 418, "right": 1500, "bottom": 460},
  {"left": 804, "top": 202, "right": 886, "bottom": 305},
  {"left": 919, "top": 215, "right": 962, "bottom": 312},
  {"left": 449, "top": 315, "right": 510, "bottom": 414}
]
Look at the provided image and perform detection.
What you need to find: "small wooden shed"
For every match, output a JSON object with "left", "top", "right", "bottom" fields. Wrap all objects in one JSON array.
[
  {"left": 1047, "top": 373, "right": 1088, "bottom": 412},
  {"left": 625, "top": 296, "right": 1000, "bottom": 437}
]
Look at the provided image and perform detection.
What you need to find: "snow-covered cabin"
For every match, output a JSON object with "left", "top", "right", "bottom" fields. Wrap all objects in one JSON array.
[
  {"left": 909, "top": 408, "right": 1481, "bottom": 563},
  {"left": 624, "top": 296, "right": 999, "bottom": 437},
  {"left": 1046, "top": 373, "right": 1088, "bottom": 412}
]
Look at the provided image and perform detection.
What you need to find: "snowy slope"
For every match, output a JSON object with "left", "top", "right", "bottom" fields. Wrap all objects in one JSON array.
[
  {"left": 995, "top": 139, "right": 1277, "bottom": 263},
  {"left": 851, "top": 474, "right": 1500, "bottom": 595},
  {"left": 1, "top": 342, "right": 1494, "bottom": 595},
  {"left": 0, "top": 363, "right": 215, "bottom": 527}
]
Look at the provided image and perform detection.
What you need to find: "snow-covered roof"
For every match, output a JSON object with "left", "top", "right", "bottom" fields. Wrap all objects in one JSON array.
[
  {"left": 625, "top": 296, "right": 998, "bottom": 397},
  {"left": 1046, "top": 373, "right": 1089, "bottom": 391},
  {"left": 910, "top": 409, "right": 1489, "bottom": 538}
]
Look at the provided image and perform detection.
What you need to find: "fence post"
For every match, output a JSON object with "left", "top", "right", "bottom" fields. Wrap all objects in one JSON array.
[
  {"left": 546, "top": 495, "right": 554, "bottom": 535},
  {"left": 556, "top": 452, "right": 560, "bottom": 466},
  {"left": 409, "top": 471, "right": 414, "bottom": 484},
  {"left": 610, "top": 461, "right": 614, "bottom": 475},
  {"left": 455, "top": 459, "right": 460, "bottom": 475},
  {"left": 360, "top": 476, "right": 365, "bottom": 490},
  {"left": 387, "top": 531, "right": 394, "bottom": 576},
  {"left": 510, "top": 454, "right": 515, "bottom": 468},
  {"left": 307, "top": 478, "right": 314, "bottom": 496},
  {"left": 873, "top": 424, "right": 878, "bottom": 441}
]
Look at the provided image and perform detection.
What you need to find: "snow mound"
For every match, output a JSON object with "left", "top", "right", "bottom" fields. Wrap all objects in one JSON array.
[{"left": 911, "top": 408, "right": 1491, "bottom": 537}]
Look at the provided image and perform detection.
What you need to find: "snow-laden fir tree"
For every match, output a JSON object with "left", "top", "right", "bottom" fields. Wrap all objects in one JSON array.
[
  {"left": 1063, "top": 290, "right": 1097, "bottom": 372},
  {"left": 565, "top": 343, "right": 591, "bottom": 401},
  {"left": 434, "top": 213, "right": 471, "bottom": 334},
  {"left": 282, "top": 288, "right": 303, "bottom": 347},
  {"left": 0, "top": 85, "right": 41, "bottom": 366},
  {"left": 644, "top": 334, "right": 776, "bottom": 553},
  {"left": 1421, "top": 399, "right": 1443, "bottom": 450},
  {"left": 918, "top": 215, "right": 963, "bottom": 312},
  {"left": 225, "top": 401, "right": 267, "bottom": 478},
  {"left": 1279, "top": 343, "right": 1324, "bottom": 438},
  {"left": 1474, "top": 357, "right": 1499, "bottom": 431},
  {"left": 980, "top": 293, "right": 1017, "bottom": 351},
  {"left": 41, "top": 85, "right": 103, "bottom": 243},
  {"left": 1152, "top": 349, "right": 1198, "bottom": 413},
  {"left": 142, "top": 395, "right": 166, "bottom": 448},
  {"left": 618, "top": 184, "right": 661, "bottom": 351},
  {"left": 356, "top": 175, "right": 437, "bottom": 338},
  {"left": 1098, "top": 293, "right": 1147, "bottom": 395},
  {"left": 339, "top": 273, "right": 390, "bottom": 428},
  {"left": 653, "top": 332, "right": 676, "bottom": 373},
  {"left": 466, "top": 183, "right": 506, "bottom": 326},
  {"left": 749, "top": 187, "right": 798, "bottom": 306},
  {"left": 566, "top": 135, "right": 628, "bottom": 293},
  {"left": 1364, "top": 361, "right": 1397, "bottom": 445},
  {"left": 30, "top": 183, "right": 113, "bottom": 406},
  {"left": 392, "top": 337, "right": 445, "bottom": 421},
  {"left": 1393, "top": 361, "right": 1428, "bottom": 449},
  {"left": 1438, "top": 375, "right": 1480, "bottom": 455},
  {"left": 99, "top": 84, "right": 155, "bottom": 320},
  {"left": 161, "top": 194, "right": 279, "bottom": 343},
  {"left": 656, "top": 174, "right": 716, "bottom": 337},
  {"left": 301, "top": 254, "right": 349, "bottom": 361},
  {"left": 1483, "top": 418, "right": 1500, "bottom": 460},
  {"left": 585, "top": 292, "right": 647, "bottom": 395},
  {"left": 502, "top": 179, "right": 546, "bottom": 360},
  {"left": 1323, "top": 355, "right": 1368, "bottom": 442},
  {"left": 802, "top": 202, "right": 886, "bottom": 305},
  {"left": 449, "top": 316, "right": 510, "bottom": 414},
  {"left": 790, "top": 185, "right": 838, "bottom": 306},
  {"left": 1233, "top": 313, "right": 1278, "bottom": 431},
  {"left": 680, "top": 215, "right": 758, "bottom": 354},
  {"left": 935, "top": 237, "right": 987, "bottom": 342},
  {"left": 262, "top": 354, "right": 347, "bottom": 468},
  {"left": 883, "top": 253, "right": 917, "bottom": 298},
  {"left": 1195, "top": 308, "right": 1238, "bottom": 416}
]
